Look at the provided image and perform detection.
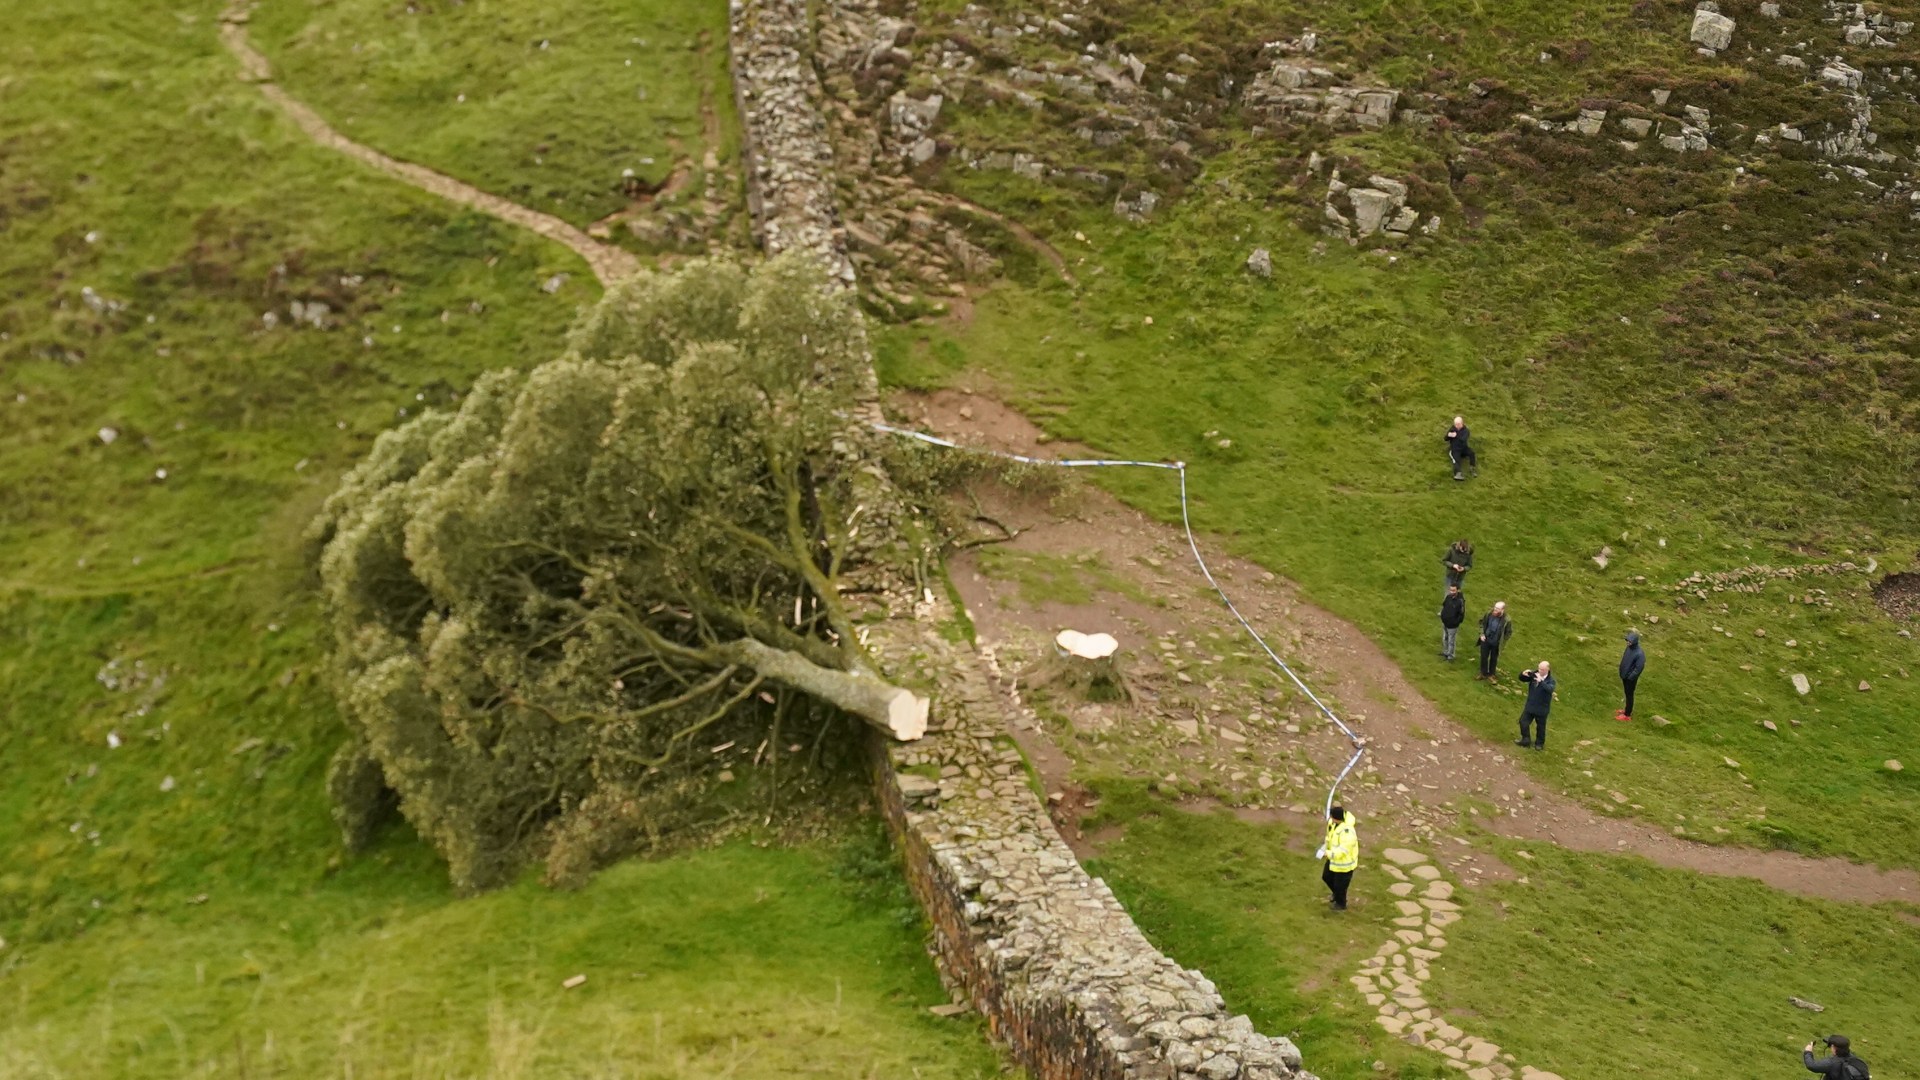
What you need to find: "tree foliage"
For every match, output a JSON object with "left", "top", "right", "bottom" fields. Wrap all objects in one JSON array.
[{"left": 312, "top": 255, "right": 929, "bottom": 891}]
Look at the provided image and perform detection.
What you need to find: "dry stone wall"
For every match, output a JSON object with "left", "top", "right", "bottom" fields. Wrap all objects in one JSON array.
[
  {"left": 727, "top": 2, "right": 1318, "bottom": 1076},
  {"left": 729, "top": 0, "right": 856, "bottom": 284},
  {"left": 865, "top": 597, "right": 1315, "bottom": 1080}
]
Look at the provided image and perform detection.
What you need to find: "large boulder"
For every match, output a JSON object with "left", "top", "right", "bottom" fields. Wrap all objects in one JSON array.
[{"left": 1691, "top": 9, "right": 1736, "bottom": 50}]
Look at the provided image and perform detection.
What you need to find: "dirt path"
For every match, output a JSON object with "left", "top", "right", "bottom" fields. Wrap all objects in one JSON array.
[
  {"left": 905, "top": 385, "right": 1920, "bottom": 909},
  {"left": 920, "top": 191, "right": 1077, "bottom": 284},
  {"left": 218, "top": 7, "right": 639, "bottom": 288}
]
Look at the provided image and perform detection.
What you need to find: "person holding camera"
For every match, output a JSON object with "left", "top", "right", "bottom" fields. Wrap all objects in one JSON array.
[
  {"left": 1515, "top": 660, "right": 1555, "bottom": 750},
  {"left": 1441, "top": 538, "right": 1474, "bottom": 598},
  {"left": 1803, "top": 1034, "right": 1869, "bottom": 1079},
  {"left": 1476, "top": 601, "right": 1512, "bottom": 681},
  {"left": 1444, "top": 416, "right": 1478, "bottom": 481}
]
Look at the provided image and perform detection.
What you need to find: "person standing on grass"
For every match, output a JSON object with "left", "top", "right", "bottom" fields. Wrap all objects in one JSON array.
[
  {"left": 1316, "top": 806, "right": 1359, "bottom": 911},
  {"left": 1617, "top": 630, "right": 1646, "bottom": 722},
  {"left": 1444, "top": 415, "right": 1478, "bottom": 481},
  {"left": 1441, "top": 538, "right": 1474, "bottom": 597},
  {"left": 1516, "top": 661, "right": 1555, "bottom": 750},
  {"left": 1803, "top": 1035, "right": 1869, "bottom": 1079},
  {"left": 1439, "top": 585, "right": 1466, "bottom": 661},
  {"left": 1476, "top": 601, "right": 1512, "bottom": 681}
]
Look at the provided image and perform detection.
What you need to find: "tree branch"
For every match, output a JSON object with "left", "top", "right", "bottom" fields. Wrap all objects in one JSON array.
[{"left": 712, "top": 637, "right": 926, "bottom": 740}]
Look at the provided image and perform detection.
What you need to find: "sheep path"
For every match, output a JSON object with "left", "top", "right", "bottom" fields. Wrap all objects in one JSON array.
[
  {"left": 217, "top": 7, "right": 638, "bottom": 288},
  {"left": 908, "top": 386, "right": 1920, "bottom": 910}
]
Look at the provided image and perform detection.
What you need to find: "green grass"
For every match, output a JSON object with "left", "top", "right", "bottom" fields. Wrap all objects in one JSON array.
[
  {"left": 250, "top": 0, "right": 738, "bottom": 229},
  {"left": 974, "top": 547, "right": 1156, "bottom": 607},
  {"left": 878, "top": 96, "right": 1920, "bottom": 867},
  {"left": 1083, "top": 784, "right": 1920, "bottom": 1080},
  {"left": 0, "top": 1, "right": 999, "bottom": 1074},
  {"left": 2, "top": 833, "right": 1005, "bottom": 1078},
  {"left": 1080, "top": 783, "right": 1451, "bottom": 1080},
  {"left": 1435, "top": 839, "right": 1920, "bottom": 1080}
]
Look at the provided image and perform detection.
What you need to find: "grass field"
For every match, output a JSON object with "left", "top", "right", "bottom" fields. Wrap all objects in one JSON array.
[
  {"left": 0, "top": 1, "right": 1001, "bottom": 1074},
  {"left": 1084, "top": 786, "right": 1920, "bottom": 1080},
  {"left": 249, "top": 0, "right": 738, "bottom": 230},
  {"left": 3, "top": 833, "right": 1002, "bottom": 1078},
  {"left": 875, "top": 9, "right": 1920, "bottom": 865}
]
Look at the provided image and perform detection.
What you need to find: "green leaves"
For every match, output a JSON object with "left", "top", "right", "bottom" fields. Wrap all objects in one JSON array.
[{"left": 316, "top": 255, "right": 883, "bottom": 891}]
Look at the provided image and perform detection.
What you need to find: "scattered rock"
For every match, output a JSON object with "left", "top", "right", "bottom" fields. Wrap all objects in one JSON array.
[
  {"left": 898, "top": 773, "right": 940, "bottom": 805},
  {"left": 1791, "top": 673, "right": 1811, "bottom": 695},
  {"left": 1723, "top": 757, "right": 1740, "bottom": 768},
  {"left": 1887, "top": 759, "right": 1904, "bottom": 773},
  {"left": 1245, "top": 248, "right": 1272, "bottom": 279},
  {"left": 1858, "top": 680, "right": 1871, "bottom": 692},
  {"left": 541, "top": 273, "right": 570, "bottom": 294},
  {"left": 1348, "top": 188, "right": 1400, "bottom": 237},
  {"left": 562, "top": 974, "right": 587, "bottom": 989},
  {"left": 928, "top": 1002, "right": 970, "bottom": 1017},
  {"left": 1690, "top": 9, "right": 1736, "bottom": 50},
  {"left": 1789, "top": 996, "right": 1826, "bottom": 1012}
]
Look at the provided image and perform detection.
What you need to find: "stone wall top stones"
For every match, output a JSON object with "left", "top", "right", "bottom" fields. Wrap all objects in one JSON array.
[{"left": 729, "top": 0, "right": 855, "bottom": 285}]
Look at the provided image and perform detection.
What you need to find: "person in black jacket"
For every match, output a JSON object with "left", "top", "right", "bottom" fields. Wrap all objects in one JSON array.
[
  {"left": 1803, "top": 1035, "right": 1869, "bottom": 1079},
  {"left": 1617, "top": 630, "right": 1646, "bottom": 722},
  {"left": 1441, "top": 539, "right": 1474, "bottom": 597},
  {"left": 1444, "top": 416, "right": 1478, "bottom": 481},
  {"left": 1476, "top": 601, "right": 1512, "bottom": 681},
  {"left": 1439, "top": 585, "right": 1466, "bottom": 661},
  {"left": 1515, "top": 661, "right": 1555, "bottom": 749}
]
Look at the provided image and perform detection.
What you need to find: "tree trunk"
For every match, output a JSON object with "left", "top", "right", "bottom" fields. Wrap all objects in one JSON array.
[{"left": 715, "top": 637, "right": 928, "bottom": 740}]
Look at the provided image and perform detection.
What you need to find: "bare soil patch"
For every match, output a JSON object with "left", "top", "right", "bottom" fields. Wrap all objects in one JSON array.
[
  {"left": 1873, "top": 570, "right": 1920, "bottom": 622},
  {"left": 902, "top": 385, "right": 1920, "bottom": 906}
]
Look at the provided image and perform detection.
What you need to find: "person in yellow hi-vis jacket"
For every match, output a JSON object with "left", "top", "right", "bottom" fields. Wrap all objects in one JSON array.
[{"left": 1316, "top": 806, "right": 1359, "bottom": 911}]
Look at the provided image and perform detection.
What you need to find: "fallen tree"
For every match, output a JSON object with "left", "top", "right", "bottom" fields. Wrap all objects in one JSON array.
[{"left": 311, "top": 255, "right": 933, "bottom": 890}]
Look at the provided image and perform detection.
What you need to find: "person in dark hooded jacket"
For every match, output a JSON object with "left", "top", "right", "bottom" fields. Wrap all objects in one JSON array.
[
  {"left": 1617, "top": 631, "right": 1646, "bottom": 721},
  {"left": 1439, "top": 585, "right": 1466, "bottom": 662}
]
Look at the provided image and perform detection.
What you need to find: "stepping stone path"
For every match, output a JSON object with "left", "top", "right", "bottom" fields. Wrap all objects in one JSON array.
[{"left": 1350, "top": 849, "right": 1565, "bottom": 1080}]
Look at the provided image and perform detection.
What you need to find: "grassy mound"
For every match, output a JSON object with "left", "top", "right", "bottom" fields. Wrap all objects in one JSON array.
[{"left": 0, "top": 2, "right": 998, "bottom": 1075}]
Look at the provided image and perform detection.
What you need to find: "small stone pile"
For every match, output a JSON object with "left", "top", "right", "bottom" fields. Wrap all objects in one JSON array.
[
  {"left": 1311, "top": 159, "right": 1438, "bottom": 242},
  {"left": 1244, "top": 60, "right": 1401, "bottom": 131},
  {"left": 1668, "top": 559, "right": 1872, "bottom": 600}
]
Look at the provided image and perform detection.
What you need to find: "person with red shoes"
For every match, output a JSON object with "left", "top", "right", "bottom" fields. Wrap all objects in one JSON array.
[{"left": 1617, "top": 630, "right": 1645, "bottom": 721}]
